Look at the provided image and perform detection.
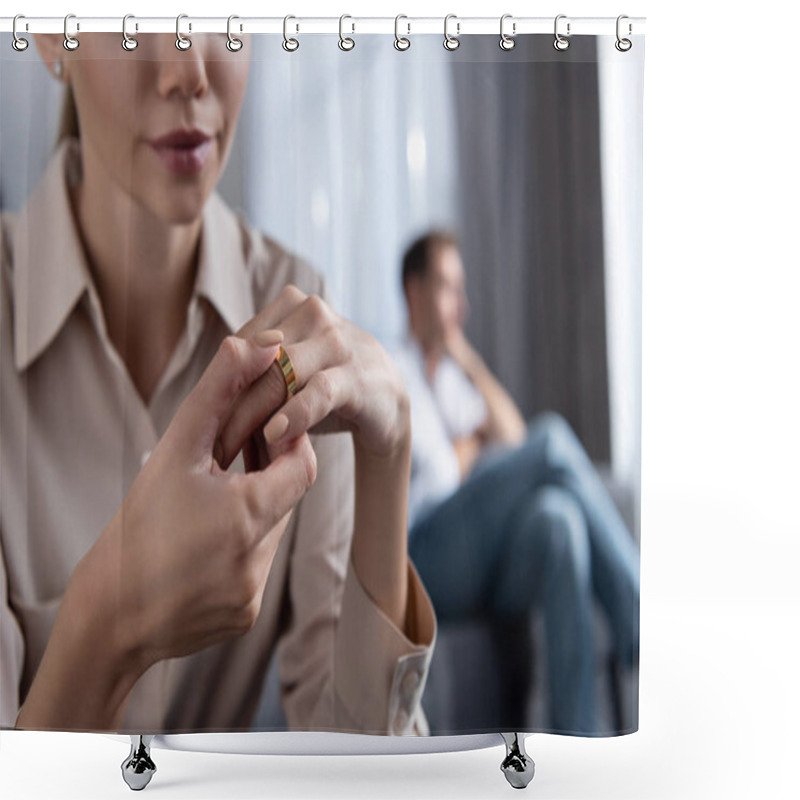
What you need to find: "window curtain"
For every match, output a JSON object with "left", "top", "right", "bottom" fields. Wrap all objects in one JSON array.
[
  {"left": 448, "top": 35, "right": 612, "bottom": 463},
  {"left": 234, "top": 33, "right": 460, "bottom": 345}
]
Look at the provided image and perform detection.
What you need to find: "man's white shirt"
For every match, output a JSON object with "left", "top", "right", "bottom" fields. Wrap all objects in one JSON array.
[{"left": 389, "top": 332, "right": 488, "bottom": 531}]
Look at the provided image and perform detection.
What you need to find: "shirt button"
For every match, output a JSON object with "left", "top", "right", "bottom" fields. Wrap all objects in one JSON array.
[{"left": 140, "top": 450, "right": 152, "bottom": 468}]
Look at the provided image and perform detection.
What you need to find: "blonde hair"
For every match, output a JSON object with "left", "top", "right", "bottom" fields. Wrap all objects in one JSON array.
[{"left": 55, "top": 82, "right": 80, "bottom": 149}]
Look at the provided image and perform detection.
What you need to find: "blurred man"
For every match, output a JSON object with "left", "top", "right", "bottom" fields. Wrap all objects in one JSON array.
[{"left": 390, "top": 230, "right": 640, "bottom": 733}]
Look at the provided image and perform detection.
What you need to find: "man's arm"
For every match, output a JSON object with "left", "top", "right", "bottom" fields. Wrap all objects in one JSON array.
[
  {"left": 452, "top": 427, "right": 486, "bottom": 480},
  {"left": 446, "top": 329, "right": 527, "bottom": 448}
]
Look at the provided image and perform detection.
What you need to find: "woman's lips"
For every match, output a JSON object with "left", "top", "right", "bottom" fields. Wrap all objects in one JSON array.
[{"left": 149, "top": 138, "right": 213, "bottom": 176}]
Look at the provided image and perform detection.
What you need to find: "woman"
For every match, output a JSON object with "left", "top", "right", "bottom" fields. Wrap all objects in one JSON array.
[{"left": 0, "top": 32, "right": 435, "bottom": 735}]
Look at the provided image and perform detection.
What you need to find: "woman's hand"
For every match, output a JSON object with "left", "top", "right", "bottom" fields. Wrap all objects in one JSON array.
[
  {"left": 214, "top": 284, "right": 411, "bottom": 471},
  {"left": 71, "top": 330, "right": 319, "bottom": 676}
]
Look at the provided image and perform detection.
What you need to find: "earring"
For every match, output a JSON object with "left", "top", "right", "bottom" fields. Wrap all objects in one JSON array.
[{"left": 53, "top": 60, "right": 63, "bottom": 79}]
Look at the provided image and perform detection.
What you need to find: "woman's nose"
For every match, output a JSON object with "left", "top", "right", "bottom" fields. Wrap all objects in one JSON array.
[{"left": 154, "top": 38, "right": 210, "bottom": 101}]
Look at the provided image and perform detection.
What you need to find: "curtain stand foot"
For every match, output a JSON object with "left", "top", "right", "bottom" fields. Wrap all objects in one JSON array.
[
  {"left": 121, "top": 735, "right": 156, "bottom": 791},
  {"left": 500, "top": 732, "right": 535, "bottom": 789}
]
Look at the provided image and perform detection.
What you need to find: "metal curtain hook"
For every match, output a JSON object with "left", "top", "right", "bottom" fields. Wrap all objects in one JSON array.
[
  {"left": 283, "top": 15, "right": 299, "bottom": 52},
  {"left": 176, "top": 13, "right": 191, "bottom": 50},
  {"left": 394, "top": 14, "right": 410, "bottom": 51},
  {"left": 63, "top": 13, "right": 79, "bottom": 51},
  {"left": 615, "top": 14, "right": 632, "bottom": 51},
  {"left": 499, "top": 13, "right": 516, "bottom": 51},
  {"left": 227, "top": 14, "right": 243, "bottom": 51},
  {"left": 339, "top": 14, "right": 355, "bottom": 51},
  {"left": 444, "top": 14, "right": 460, "bottom": 51},
  {"left": 12, "top": 14, "right": 29, "bottom": 52},
  {"left": 122, "top": 14, "right": 138, "bottom": 51},
  {"left": 553, "top": 14, "right": 570, "bottom": 51}
]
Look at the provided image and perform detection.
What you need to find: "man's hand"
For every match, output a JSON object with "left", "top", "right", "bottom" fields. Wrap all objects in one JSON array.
[
  {"left": 443, "top": 326, "right": 528, "bottom": 447},
  {"left": 452, "top": 429, "right": 486, "bottom": 481},
  {"left": 443, "top": 326, "right": 481, "bottom": 375}
]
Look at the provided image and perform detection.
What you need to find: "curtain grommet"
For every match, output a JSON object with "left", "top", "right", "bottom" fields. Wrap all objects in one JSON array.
[
  {"left": 122, "top": 14, "right": 138, "bottom": 51},
  {"left": 63, "top": 13, "right": 80, "bottom": 51},
  {"left": 175, "top": 13, "right": 192, "bottom": 51},
  {"left": 444, "top": 14, "right": 460, "bottom": 51},
  {"left": 394, "top": 14, "right": 411, "bottom": 51},
  {"left": 615, "top": 15, "right": 633, "bottom": 52},
  {"left": 227, "top": 15, "right": 244, "bottom": 52},
  {"left": 554, "top": 14, "right": 570, "bottom": 51},
  {"left": 499, "top": 14, "right": 516, "bottom": 51},
  {"left": 283, "top": 15, "right": 299, "bottom": 52},
  {"left": 338, "top": 14, "right": 355, "bottom": 51},
  {"left": 12, "top": 14, "right": 29, "bottom": 52}
]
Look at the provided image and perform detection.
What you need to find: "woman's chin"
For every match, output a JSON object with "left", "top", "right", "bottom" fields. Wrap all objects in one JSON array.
[
  {"left": 140, "top": 145, "right": 218, "bottom": 222},
  {"left": 147, "top": 183, "right": 213, "bottom": 225}
]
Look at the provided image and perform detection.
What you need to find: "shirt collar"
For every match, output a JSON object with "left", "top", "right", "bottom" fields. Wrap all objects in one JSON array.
[{"left": 13, "top": 136, "right": 254, "bottom": 372}]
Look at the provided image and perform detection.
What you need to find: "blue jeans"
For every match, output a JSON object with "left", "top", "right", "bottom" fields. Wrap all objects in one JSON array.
[{"left": 408, "top": 412, "right": 640, "bottom": 734}]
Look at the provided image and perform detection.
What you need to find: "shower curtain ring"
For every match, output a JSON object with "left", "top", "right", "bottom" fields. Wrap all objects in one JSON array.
[
  {"left": 176, "top": 13, "right": 192, "bottom": 50},
  {"left": 283, "top": 15, "right": 299, "bottom": 52},
  {"left": 499, "top": 14, "right": 516, "bottom": 51},
  {"left": 12, "top": 15, "right": 29, "bottom": 52},
  {"left": 338, "top": 14, "right": 355, "bottom": 51},
  {"left": 227, "top": 15, "right": 243, "bottom": 51},
  {"left": 553, "top": 14, "right": 570, "bottom": 51},
  {"left": 122, "top": 14, "right": 138, "bottom": 51},
  {"left": 63, "top": 13, "right": 80, "bottom": 51},
  {"left": 394, "top": 15, "right": 410, "bottom": 51},
  {"left": 615, "top": 15, "right": 633, "bottom": 52},
  {"left": 444, "top": 14, "right": 460, "bottom": 51}
]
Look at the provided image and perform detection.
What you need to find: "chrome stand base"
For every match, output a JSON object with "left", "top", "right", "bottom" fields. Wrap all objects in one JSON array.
[
  {"left": 500, "top": 733, "right": 535, "bottom": 789},
  {"left": 118, "top": 732, "right": 532, "bottom": 790},
  {"left": 121, "top": 735, "right": 157, "bottom": 791}
]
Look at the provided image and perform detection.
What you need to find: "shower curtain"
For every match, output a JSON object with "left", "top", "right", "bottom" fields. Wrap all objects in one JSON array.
[{"left": 0, "top": 22, "right": 644, "bottom": 742}]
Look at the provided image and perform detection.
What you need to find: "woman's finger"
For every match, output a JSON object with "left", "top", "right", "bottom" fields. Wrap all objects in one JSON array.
[
  {"left": 214, "top": 359, "right": 287, "bottom": 470},
  {"left": 263, "top": 366, "right": 350, "bottom": 448},
  {"left": 214, "top": 293, "right": 332, "bottom": 464},
  {"left": 262, "top": 292, "right": 338, "bottom": 345},
  {"left": 254, "top": 425, "right": 269, "bottom": 471},
  {"left": 240, "top": 431, "right": 260, "bottom": 473},
  {"left": 215, "top": 328, "right": 343, "bottom": 470},
  {"left": 173, "top": 330, "right": 284, "bottom": 462},
  {"left": 235, "top": 432, "right": 318, "bottom": 532}
]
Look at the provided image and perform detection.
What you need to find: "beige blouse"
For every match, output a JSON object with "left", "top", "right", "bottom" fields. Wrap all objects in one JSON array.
[{"left": 0, "top": 137, "right": 436, "bottom": 736}]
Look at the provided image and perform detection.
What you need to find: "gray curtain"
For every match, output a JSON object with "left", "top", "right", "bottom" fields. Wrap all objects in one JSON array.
[{"left": 449, "top": 35, "right": 610, "bottom": 462}]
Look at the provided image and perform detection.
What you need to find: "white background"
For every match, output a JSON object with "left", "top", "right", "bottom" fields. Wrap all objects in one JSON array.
[{"left": 2, "top": 1, "right": 799, "bottom": 798}]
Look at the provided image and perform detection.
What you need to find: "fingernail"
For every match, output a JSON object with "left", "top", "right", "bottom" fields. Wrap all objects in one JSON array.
[
  {"left": 264, "top": 413, "right": 289, "bottom": 444},
  {"left": 253, "top": 328, "right": 284, "bottom": 348}
]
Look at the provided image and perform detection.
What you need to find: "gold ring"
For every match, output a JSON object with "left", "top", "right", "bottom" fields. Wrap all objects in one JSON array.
[{"left": 276, "top": 344, "right": 298, "bottom": 398}]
